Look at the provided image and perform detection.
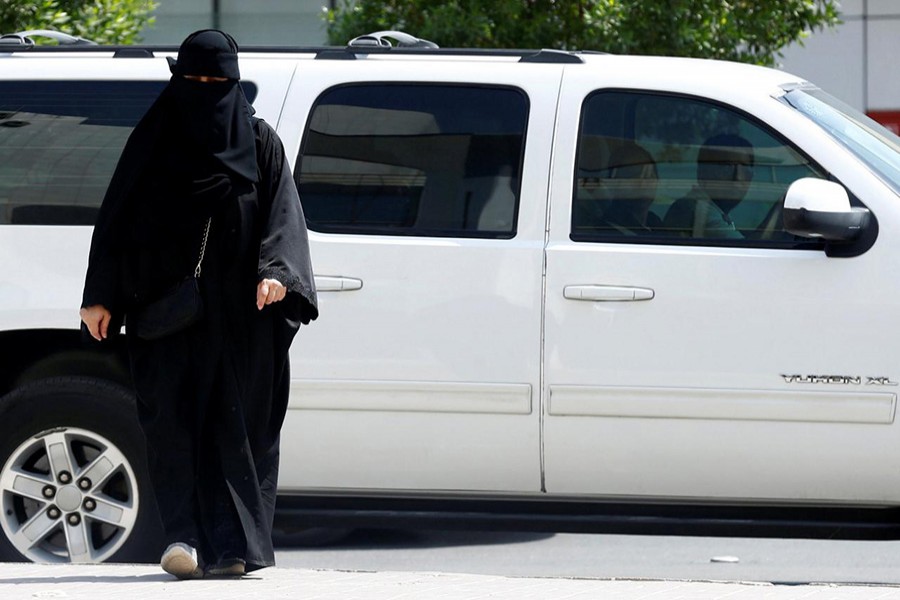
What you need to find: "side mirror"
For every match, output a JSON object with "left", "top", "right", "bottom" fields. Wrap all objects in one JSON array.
[{"left": 783, "top": 178, "right": 870, "bottom": 241}]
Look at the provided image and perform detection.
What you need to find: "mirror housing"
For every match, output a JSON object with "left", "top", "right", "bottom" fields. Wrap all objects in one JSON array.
[{"left": 783, "top": 178, "right": 870, "bottom": 242}]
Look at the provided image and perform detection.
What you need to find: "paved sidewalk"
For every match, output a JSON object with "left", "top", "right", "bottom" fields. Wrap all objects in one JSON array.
[{"left": 4, "top": 563, "right": 900, "bottom": 600}]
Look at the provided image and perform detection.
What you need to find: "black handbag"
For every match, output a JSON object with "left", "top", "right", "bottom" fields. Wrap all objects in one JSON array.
[{"left": 133, "top": 218, "right": 211, "bottom": 341}]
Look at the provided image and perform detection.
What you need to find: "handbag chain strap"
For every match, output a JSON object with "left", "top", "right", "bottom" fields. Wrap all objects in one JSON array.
[{"left": 194, "top": 217, "right": 212, "bottom": 278}]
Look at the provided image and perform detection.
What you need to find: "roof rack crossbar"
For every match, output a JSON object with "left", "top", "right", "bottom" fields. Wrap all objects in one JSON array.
[
  {"left": 347, "top": 31, "right": 438, "bottom": 50},
  {"left": 0, "top": 30, "right": 96, "bottom": 48}
]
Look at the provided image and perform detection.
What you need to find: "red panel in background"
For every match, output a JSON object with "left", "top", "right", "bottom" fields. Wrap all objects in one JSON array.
[{"left": 868, "top": 111, "right": 900, "bottom": 135}]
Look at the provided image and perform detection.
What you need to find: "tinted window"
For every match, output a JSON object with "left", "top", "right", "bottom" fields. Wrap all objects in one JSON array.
[
  {"left": 0, "top": 80, "right": 258, "bottom": 226},
  {"left": 573, "top": 91, "right": 827, "bottom": 247},
  {"left": 297, "top": 84, "right": 528, "bottom": 238}
]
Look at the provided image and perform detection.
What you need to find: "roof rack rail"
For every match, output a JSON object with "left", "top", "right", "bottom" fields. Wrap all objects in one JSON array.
[
  {"left": 0, "top": 30, "right": 96, "bottom": 48},
  {"left": 113, "top": 48, "right": 154, "bottom": 58}
]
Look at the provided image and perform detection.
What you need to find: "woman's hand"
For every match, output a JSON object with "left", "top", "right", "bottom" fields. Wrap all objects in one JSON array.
[
  {"left": 80, "top": 305, "right": 112, "bottom": 341},
  {"left": 256, "top": 278, "right": 286, "bottom": 310}
]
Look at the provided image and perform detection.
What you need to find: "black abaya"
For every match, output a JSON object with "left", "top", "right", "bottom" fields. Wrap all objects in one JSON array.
[
  {"left": 82, "top": 43, "right": 317, "bottom": 569},
  {"left": 126, "top": 121, "right": 316, "bottom": 570}
]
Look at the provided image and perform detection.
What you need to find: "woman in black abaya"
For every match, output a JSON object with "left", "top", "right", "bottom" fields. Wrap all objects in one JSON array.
[{"left": 80, "top": 30, "right": 317, "bottom": 578}]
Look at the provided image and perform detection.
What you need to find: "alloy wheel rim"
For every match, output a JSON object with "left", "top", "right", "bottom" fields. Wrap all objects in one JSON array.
[{"left": 0, "top": 427, "right": 140, "bottom": 563}]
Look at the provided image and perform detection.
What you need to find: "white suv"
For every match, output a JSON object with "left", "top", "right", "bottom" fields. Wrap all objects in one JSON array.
[{"left": 1, "top": 30, "right": 898, "bottom": 564}]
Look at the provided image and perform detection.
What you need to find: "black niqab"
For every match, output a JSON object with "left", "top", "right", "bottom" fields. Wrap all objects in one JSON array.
[{"left": 165, "top": 29, "right": 257, "bottom": 183}]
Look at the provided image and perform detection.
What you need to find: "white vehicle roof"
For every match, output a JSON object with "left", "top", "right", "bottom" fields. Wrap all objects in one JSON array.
[{"left": 0, "top": 45, "right": 810, "bottom": 98}]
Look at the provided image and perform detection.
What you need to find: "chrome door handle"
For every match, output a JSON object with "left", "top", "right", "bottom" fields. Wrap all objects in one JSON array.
[
  {"left": 563, "top": 285, "right": 654, "bottom": 302},
  {"left": 314, "top": 275, "right": 363, "bottom": 292}
]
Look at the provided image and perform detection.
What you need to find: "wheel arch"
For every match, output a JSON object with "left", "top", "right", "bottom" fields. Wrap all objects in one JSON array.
[{"left": 0, "top": 329, "right": 131, "bottom": 397}]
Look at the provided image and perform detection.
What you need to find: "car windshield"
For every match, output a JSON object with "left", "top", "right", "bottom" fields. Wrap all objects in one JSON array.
[{"left": 783, "top": 87, "right": 900, "bottom": 196}]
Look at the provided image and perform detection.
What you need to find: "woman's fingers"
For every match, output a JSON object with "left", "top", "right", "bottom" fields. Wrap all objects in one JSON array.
[
  {"left": 256, "top": 281, "right": 269, "bottom": 310},
  {"left": 99, "top": 311, "right": 110, "bottom": 340},
  {"left": 257, "top": 279, "right": 286, "bottom": 310},
  {"left": 80, "top": 305, "right": 111, "bottom": 341}
]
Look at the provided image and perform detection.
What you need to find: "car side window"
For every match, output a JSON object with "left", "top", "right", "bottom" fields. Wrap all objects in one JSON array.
[
  {"left": 297, "top": 84, "right": 528, "bottom": 238},
  {"left": 0, "top": 81, "right": 161, "bottom": 225},
  {"left": 0, "top": 80, "right": 257, "bottom": 226},
  {"left": 573, "top": 90, "right": 828, "bottom": 248}
]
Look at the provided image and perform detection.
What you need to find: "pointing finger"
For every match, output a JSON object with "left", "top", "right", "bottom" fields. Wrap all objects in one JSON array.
[
  {"left": 99, "top": 312, "right": 109, "bottom": 340},
  {"left": 257, "top": 281, "right": 269, "bottom": 310}
]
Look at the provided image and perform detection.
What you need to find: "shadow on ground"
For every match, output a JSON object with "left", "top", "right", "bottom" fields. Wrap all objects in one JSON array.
[
  {"left": 274, "top": 527, "right": 554, "bottom": 550},
  {"left": 0, "top": 573, "right": 174, "bottom": 584}
]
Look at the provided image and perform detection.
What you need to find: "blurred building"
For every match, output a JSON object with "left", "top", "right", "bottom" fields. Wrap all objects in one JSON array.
[
  {"left": 139, "top": 0, "right": 332, "bottom": 48},
  {"left": 780, "top": 0, "right": 900, "bottom": 133},
  {"left": 141, "top": 0, "right": 899, "bottom": 132}
]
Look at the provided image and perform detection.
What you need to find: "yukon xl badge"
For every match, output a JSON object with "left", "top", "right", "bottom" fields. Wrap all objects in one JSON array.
[{"left": 781, "top": 374, "right": 899, "bottom": 386}]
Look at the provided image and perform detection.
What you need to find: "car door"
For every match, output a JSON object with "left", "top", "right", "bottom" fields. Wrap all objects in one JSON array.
[
  {"left": 276, "top": 59, "right": 562, "bottom": 493},
  {"left": 543, "top": 67, "right": 900, "bottom": 504}
]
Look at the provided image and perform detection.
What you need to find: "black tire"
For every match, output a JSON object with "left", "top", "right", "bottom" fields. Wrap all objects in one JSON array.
[{"left": 0, "top": 377, "right": 163, "bottom": 563}]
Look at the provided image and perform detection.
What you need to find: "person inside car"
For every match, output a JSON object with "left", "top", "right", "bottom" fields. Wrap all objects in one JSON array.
[
  {"left": 598, "top": 142, "right": 661, "bottom": 235},
  {"left": 662, "top": 133, "right": 754, "bottom": 239}
]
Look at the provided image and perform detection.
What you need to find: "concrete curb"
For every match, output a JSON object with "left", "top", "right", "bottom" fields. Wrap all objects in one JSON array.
[{"left": 4, "top": 563, "right": 900, "bottom": 600}]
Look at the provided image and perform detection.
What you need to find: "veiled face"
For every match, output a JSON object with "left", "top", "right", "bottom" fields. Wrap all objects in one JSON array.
[
  {"left": 183, "top": 75, "right": 229, "bottom": 83},
  {"left": 170, "top": 29, "right": 241, "bottom": 80}
]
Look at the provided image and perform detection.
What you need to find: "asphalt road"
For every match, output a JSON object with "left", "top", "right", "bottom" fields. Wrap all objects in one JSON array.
[{"left": 274, "top": 528, "right": 900, "bottom": 585}]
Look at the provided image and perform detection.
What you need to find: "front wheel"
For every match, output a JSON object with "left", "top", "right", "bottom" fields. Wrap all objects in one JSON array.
[{"left": 0, "top": 377, "right": 162, "bottom": 563}]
